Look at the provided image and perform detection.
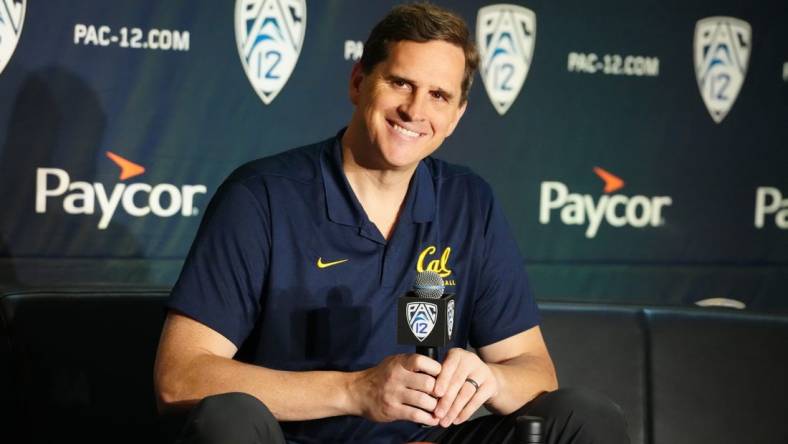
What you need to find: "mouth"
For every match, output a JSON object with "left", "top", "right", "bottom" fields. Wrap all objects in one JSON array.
[{"left": 387, "top": 119, "right": 425, "bottom": 139}]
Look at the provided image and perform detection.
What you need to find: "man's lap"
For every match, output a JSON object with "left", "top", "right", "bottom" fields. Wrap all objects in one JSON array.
[{"left": 168, "top": 388, "right": 629, "bottom": 444}]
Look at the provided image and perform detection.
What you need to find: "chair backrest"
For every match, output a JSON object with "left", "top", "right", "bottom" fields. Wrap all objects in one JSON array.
[
  {"left": 0, "top": 288, "right": 170, "bottom": 444},
  {"left": 540, "top": 303, "right": 647, "bottom": 444},
  {"left": 647, "top": 308, "right": 788, "bottom": 444},
  {"left": 540, "top": 302, "right": 788, "bottom": 444}
]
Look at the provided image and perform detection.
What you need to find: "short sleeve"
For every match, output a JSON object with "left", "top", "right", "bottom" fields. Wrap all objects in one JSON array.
[
  {"left": 167, "top": 177, "right": 270, "bottom": 347},
  {"left": 469, "top": 187, "right": 539, "bottom": 348}
]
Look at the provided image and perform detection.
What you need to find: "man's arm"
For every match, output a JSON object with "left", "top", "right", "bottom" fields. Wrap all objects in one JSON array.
[
  {"left": 480, "top": 325, "right": 558, "bottom": 412},
  {"left": 154, "top": 311, "right": 443, "bottom": 425},
  {"left": 430, "top": 326, "right": 558, "bottom": 427}
]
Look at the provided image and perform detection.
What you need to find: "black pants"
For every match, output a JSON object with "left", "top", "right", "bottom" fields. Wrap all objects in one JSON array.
[{"left": 173, "top": 388, "right": 629, "bottom": 444}]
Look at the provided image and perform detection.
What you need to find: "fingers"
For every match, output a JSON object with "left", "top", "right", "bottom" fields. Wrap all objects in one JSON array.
[
  {"left": 389, "top": 386, "right": 439, "bottom": 426},
  {"left": 429, "top": 348, "right": 498, "bottom": 427},
  {"left": 401, "top": 387, "right": 439, "bottom": 413},
  {"left": 361, "top": 352, "right": 495, "bottom": 426},
  {"left": 404, "top": 371, "right": 437, "bottom": 395},
  {"left": 381, "top": 391, "right": 439, "bottom": 426},
  {"left": 405, "top": 353, "right": 441, "bottom": 377},
  {"left": 434, "top": 370, "right": 466, "bottom": 420},
  {"left": 440, "top": 380, "right": 477, "bottom": 427},
  {"left": 401, "top": 353, "right": 439, "bottom": 396},
  {"left": 402, "top": 404, "right": 440, "bottom": 426},
  {"left": 433, "top": 349, "right": 461, "bottom": 397},
  {"left": 359, "top": 354, "right": 442, "bottom": 424},
  {"left": 454, "top": 379, "right": 496, "bottom": 424},
  {"left": 433, "top": 350, "right": 471, "bottom": 419}
]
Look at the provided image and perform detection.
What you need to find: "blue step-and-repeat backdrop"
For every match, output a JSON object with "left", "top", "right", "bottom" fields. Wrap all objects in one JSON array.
[{"left": 1, "top": 0, "right": 786, "bottom": 312}]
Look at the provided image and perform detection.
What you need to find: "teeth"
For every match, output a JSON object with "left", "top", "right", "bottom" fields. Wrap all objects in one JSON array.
[{"left": 392, "top": 123, "right": 420, "bottom": 138}]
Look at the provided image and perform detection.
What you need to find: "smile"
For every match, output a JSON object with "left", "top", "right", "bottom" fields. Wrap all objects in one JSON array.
[{"left": 388, "top": 120, "right": 423, "bottom": 139}]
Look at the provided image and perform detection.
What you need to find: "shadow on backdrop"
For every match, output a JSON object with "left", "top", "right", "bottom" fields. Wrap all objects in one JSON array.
[{"left": 0, "top": 66, "right": 147, "bottom": 288}]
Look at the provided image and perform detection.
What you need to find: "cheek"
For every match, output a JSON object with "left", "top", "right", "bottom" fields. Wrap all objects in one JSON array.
[
  {"left": 373, "top": 92, "right": 401, "bottom": 112},
  {"left": 432, "top": 112, "right": 457, "bottom": 134}
]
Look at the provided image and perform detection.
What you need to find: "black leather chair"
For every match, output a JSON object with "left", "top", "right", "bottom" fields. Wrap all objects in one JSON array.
[
  {"left": 539, "top": 303, "right": 788, "bottom": 444},
  {"left": 1, "top": 288, "right": 170, "bottom": 444},
  {"left": 539, "top": 303, "right": 648, "bottom": 444},
  {"left": 647, "top": 308, "right": 788, "bottom": 444}
]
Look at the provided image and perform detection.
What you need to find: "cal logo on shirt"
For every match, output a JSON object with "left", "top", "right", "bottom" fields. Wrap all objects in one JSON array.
[{"left": 416, "top": 245, "right": 456, "bottom": 286}]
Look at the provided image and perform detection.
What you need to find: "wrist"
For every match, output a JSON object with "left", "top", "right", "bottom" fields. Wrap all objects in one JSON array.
[
  {"left": 343, "top": 369, "right": 365, "bottom": 416},
  {"left": 484, "top": 363, "right": 504, "bottom": 410}
]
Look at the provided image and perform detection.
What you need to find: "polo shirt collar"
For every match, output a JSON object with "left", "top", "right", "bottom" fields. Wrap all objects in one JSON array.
[
  {"left": 409, "top": 159, "right": 436, "bottom": 223},
  {"left": 320, "top": 129, "right": 435, "bottom": 228}
]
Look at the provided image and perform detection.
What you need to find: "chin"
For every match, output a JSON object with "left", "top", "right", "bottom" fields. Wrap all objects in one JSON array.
[{"left": 379, "top": 144, "right": 429, "bottom": 170}]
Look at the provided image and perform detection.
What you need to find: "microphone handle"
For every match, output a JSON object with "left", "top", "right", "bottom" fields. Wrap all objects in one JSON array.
[
  {"left": 515, "top": 416, "right": 544, "bottom": 443},
  {"left": 415, "top": 346, "right": 439, "bottom": 429},
  {"left": 416, "top": 346, "right": 438, "bottom": 360}
]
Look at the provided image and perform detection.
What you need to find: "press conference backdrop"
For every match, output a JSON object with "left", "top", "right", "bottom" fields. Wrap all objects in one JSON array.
[{"left": 0, "top": 0, "right": 786, "bottom": 312}]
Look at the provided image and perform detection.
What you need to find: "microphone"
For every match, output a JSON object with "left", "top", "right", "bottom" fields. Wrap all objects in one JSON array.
[{"left": 397, "top": 270, "right": 456, "bottom": 361}]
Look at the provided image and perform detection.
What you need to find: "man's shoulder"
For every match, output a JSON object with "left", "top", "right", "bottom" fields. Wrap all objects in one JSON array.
[{"left": 226, "top": 137, "right": 331, "bottom": 187}]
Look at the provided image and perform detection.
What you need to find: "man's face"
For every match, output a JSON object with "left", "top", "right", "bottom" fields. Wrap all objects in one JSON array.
[{"left": 348, "top": 40, "right": 467, "bottom": 171}]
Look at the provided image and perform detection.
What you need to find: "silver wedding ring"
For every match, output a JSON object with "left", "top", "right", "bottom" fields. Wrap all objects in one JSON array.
[{"left": 464, "top": 377, "right": 480, "bottom": 391}]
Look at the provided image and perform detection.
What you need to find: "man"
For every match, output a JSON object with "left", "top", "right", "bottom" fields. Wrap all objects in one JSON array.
[{"left": 155, "top": 3, "right": 629, "bottom": 443}]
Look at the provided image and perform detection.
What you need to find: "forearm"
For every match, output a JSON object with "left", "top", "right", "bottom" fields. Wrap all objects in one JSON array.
[
  {"left": 157, "top": 353, "right": 358, "bottom": 421},
  {"left": 485, "top": 353, "right": 558, "bottom": 415}
]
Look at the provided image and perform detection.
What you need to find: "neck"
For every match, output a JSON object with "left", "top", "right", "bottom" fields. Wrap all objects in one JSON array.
[{"left": 340, "top": 131, "right": 417, "bottom": 240}]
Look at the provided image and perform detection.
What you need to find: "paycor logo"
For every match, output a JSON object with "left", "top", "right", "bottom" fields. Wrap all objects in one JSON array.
[
  {"left": 35, "top": 152, "right": 207, "bottom": 229},
  {"left": 539, "top": 167, "right": 672, "bottom": 238},
  {"left": 755, "top": 187, "right": 788, "bottom": 229}
]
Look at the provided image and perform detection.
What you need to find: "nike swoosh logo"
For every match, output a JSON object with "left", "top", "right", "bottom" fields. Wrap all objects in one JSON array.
[{"left": 317, "top": 257, "right": 349, "bottom": 269}]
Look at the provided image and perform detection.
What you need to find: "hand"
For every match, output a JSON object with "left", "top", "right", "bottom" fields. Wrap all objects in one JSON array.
[
  {"left": 351, "top": 353, "right": 442, "bottom": 426},
  {"left": 432, "top": 348, "right": 498, "bottom": 427}
]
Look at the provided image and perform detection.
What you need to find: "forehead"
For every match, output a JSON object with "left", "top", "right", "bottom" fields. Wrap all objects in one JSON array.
[{"left": 380, "top": 40, "right": 465, "bottom": 94}]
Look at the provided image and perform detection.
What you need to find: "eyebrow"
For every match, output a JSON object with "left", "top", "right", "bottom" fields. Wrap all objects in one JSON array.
[{"left": 385, "top": 74, "right": 457, "bottom": 102}]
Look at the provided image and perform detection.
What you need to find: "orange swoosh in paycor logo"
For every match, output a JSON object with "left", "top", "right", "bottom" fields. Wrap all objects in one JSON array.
[
  {"left": 106, "top": 151, "right": 146, "bottom": 181},
  {"left": 317, "top": 257, "right": 349, "bottom": 269},
  {"left": 592, "top": 166, "right": 625, "bottom": 193}
]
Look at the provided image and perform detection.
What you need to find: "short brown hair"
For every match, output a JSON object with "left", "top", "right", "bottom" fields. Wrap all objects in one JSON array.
[{"left": 359, "top": 2, "right": 479, "bottom": 104}]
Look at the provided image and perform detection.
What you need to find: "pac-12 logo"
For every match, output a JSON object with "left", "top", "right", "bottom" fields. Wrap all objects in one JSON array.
[
  {"left": 476, "top": 4, "right": 536, "bottom": 115},
  {"left": 406, "top": 301, "right": 437, "bottom": 342},
  {"left": 694, "top": 16, "right": 751, "bottom": 123},
  {"left": 446, "top": 299, "right": 455, "bottom": 340},
  {"left": 0, "top": 0, "right": 26, "bottom": 76},
  {"left": 235, "top": 0, "right": 306, "bottom": 105}
]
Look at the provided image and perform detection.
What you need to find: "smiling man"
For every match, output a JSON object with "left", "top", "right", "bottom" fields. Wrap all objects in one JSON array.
[{"left": 155, "top": 3, "right": 628, "bottom": 444}]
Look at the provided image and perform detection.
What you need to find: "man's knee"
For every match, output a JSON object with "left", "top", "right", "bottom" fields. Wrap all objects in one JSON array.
[
  {"left": 528, "top": 388, "right": 629, "bottom": 443},
  {"left": 177, "top": 392, "right": 285, "bottom": 444}
]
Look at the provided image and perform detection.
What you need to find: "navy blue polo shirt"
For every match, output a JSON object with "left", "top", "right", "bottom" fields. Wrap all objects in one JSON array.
[{"left": 168, "top": 131, "right": 539, "bottom": 443}]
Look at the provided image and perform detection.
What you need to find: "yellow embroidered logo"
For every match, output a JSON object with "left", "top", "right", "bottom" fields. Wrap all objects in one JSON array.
[
  {"left": 416, "top": 245, "right": 454, "bottom": 282},
  {"left": 317, "top": 257, "right": 349, "bottom": 269}
]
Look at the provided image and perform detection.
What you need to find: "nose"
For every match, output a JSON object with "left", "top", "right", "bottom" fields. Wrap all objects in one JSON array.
[{"left": 397, "top": 90, "right": 428, "bottom": 122}]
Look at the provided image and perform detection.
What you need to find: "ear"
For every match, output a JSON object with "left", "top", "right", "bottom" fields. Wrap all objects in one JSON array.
[
  {"left": 446, "top": 101, "right": 468, "bottom": 137},
  {"left": 348, "top": 63, "right": 365, "bottom": 106}
]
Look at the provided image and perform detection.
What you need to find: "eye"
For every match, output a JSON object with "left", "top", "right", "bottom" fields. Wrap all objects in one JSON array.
[
  {"left": 430, "top": 91, "right": 447, "bottom": 101},
  {"left": 391, "top": 79, "right": 408, "bottom": 89}
]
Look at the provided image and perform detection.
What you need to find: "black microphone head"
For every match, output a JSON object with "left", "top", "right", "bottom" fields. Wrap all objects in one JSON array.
[{"left": 413, "top": 271, "right": 445, "bottom": 299}]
